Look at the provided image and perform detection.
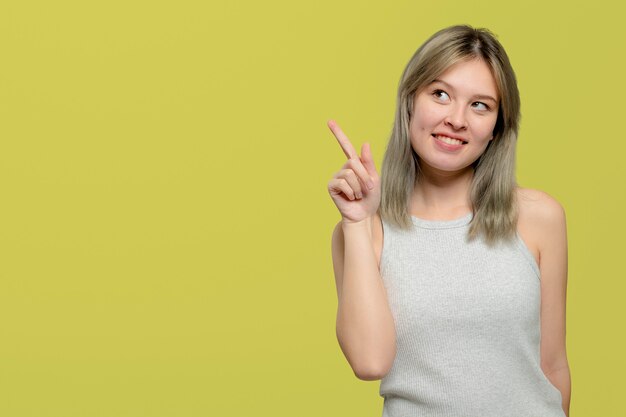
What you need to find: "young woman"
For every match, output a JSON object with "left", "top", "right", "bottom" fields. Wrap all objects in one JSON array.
[{"left": 327, "top": 25, "right": 571, "bottom": 417}]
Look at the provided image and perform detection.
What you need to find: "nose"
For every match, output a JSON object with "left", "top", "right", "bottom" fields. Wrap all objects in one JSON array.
[{"left": 444, "top": 103, "right": 468, "bottom": 130}]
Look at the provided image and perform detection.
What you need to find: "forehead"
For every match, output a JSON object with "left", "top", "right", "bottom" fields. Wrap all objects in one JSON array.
[{"left": 430, "top": 59, "right": 499, "bottom": 100}]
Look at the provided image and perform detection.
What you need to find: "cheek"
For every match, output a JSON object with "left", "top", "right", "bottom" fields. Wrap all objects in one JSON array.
[
  {"left": 412, "top": 109, "right": 439, "bottom": 133},
  {"left": 472, "top": 116, "right": 498, "bottom": 139},
  {"left": 411, "top": 98, "right": 440, "bottom": 128}
]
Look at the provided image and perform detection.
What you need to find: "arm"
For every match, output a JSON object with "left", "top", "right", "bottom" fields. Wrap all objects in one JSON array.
[
  {"left": 331, "top": 218, "right": 396, "bottom": 380},
  {"left": 535, "top": 192, "right": 571, "bottom": 416},
  {"left": 545, "top": 366, "right": 571, "bottom": 417}
]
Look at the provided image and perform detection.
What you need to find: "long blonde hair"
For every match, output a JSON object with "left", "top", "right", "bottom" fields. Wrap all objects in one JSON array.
[{"left": 379, "top": 24, "right": 521, "bottom": 246}]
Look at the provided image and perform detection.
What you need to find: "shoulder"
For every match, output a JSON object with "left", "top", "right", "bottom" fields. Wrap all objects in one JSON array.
[
  {"left": 516, "top": 189, "right": 569, "bottom": 372},
  {"left": 516, "top": 186, "right": 566, "bottom": 225},
  {"left": 516, "top": 187, "right": 567, "bottom": 264}
]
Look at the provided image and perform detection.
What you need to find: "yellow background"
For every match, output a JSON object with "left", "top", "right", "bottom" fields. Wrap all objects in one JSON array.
[{"left": 0, "top": 1, "right": 623, "bottom": 416}]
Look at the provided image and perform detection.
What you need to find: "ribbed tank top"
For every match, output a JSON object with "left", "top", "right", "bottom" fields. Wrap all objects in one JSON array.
[{"left": 379, "top": 211, "right": 565, "bottom": 417}]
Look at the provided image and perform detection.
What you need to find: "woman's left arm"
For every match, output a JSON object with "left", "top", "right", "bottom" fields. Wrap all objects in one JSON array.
[{"left": 535, "top": 191, "right": 571, "bottom": 417}]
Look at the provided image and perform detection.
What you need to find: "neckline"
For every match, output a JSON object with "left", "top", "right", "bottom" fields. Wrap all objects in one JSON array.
[{"left": 410, "top": 211, "right": 473, "bottom": 229}]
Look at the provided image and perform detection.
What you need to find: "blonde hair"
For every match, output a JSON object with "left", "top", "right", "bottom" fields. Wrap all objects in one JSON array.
[{"left": 379, "top": 24, "right": 521, "bottom": 246}]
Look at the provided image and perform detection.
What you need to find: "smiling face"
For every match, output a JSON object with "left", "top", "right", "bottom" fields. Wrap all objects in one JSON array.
[{"left": 409, "top": 57, "right": 500, "bottom": 176}]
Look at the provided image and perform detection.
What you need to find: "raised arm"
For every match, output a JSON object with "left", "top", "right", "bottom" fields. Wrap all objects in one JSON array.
[{"left": 327, "top": 120, "right": 396, "bottom": 380}]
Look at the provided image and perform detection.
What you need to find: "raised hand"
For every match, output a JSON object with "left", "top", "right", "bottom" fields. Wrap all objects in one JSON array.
[{"left": 327, "top": 120, "right": 381, "bottom": 224}]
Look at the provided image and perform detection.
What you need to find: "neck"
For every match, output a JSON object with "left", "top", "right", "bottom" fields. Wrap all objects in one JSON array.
[{"left": 411, "top": 164, "right": 474, "bottom": 219}]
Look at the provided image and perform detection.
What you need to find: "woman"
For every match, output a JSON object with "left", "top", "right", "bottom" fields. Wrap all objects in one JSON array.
[{"left": 327, "top": 25, "right": 571, "bottom": 417}]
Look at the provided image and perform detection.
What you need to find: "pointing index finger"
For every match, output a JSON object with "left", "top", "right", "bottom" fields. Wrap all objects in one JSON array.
[{"left": 327, "top": 120, "right": 357, "bottom": 159}]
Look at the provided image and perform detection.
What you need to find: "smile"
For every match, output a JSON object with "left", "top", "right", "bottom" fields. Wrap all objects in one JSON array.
[{"left": 432, "top": 134, "right": 468, "bottom": 145}]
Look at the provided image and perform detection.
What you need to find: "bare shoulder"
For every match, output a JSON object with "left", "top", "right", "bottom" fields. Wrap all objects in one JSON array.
[
  {"left": 516, "top": 186, "right": 566, "bottom": 222},
  {"left": 516, "top": 187, "right": 567, "bottom": 268}
]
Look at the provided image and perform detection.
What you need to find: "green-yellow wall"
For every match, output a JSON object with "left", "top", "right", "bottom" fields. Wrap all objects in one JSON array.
[{"left": 0, "top": 1, "right": 623, "bottom": 416}]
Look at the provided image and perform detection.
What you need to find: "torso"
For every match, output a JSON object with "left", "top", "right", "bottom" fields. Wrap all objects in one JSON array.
[{"left": 371, "top": 186, "right": 543, "bottom": 270}]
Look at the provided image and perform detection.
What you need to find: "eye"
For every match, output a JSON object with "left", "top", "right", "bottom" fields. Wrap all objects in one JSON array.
[
  {"left": 432, "top": 89, "right": 450, "bottom": 101},
  {"left": 472, "top": 101, "right": 490, "bottom": 111}
]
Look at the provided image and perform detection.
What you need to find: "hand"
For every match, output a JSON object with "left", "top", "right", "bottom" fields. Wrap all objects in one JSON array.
[{"left": 327, "top": 120, "right": 381, "bottom": 224}]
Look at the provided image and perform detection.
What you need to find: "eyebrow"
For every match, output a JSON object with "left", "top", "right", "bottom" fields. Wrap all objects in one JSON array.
[{"left": 431, "top": 79, "right": 498, "bottom": 103}]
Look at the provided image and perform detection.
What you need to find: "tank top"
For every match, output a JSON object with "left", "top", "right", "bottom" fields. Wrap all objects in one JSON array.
[{"left": 379, "top": 211, "right": 566, "bottom": 417}]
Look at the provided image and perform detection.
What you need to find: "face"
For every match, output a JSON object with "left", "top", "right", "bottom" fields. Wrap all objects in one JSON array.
[{"left": 409, "top": 58, "right": 500, "bottom": 176}]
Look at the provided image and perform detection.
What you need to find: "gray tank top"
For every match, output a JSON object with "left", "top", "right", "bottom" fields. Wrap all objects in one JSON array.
[{"left": 379, "top": 211, "right": 565, "bottom": 417}]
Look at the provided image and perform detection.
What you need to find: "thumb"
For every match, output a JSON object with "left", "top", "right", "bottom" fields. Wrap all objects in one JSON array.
[{"left": 360, "top": 142, "right": 378, "bottom": 176}]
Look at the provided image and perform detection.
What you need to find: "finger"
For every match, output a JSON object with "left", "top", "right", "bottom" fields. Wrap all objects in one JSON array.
[
  {"left": 337, "top": 169, "right": 363, "bottom": 199},
  {"left": 346, "top": 154, "right": 375, "bottom": 191},
  {"left": 327, "top": 120, "right": 358, "bottom": 159},
  {"left": 328, "top": 178, "right": 356, "bottom": 201},
  {"left": 360, "top": 143, "right": 378, "bottom": 183}
]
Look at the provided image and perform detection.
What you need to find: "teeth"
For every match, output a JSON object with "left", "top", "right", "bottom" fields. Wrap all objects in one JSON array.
[{"left": 435, "top": 135, "right": 464, "bottom": 145}]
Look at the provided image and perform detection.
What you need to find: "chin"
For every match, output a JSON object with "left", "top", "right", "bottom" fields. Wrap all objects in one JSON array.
[{"left": 420, "top": 159, "right": 474, "bottom": 173}]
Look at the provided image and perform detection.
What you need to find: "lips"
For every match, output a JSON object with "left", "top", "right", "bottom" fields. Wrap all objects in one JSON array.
[{"left": 431, "top": 134, "right": 468, "bottom": 145}]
